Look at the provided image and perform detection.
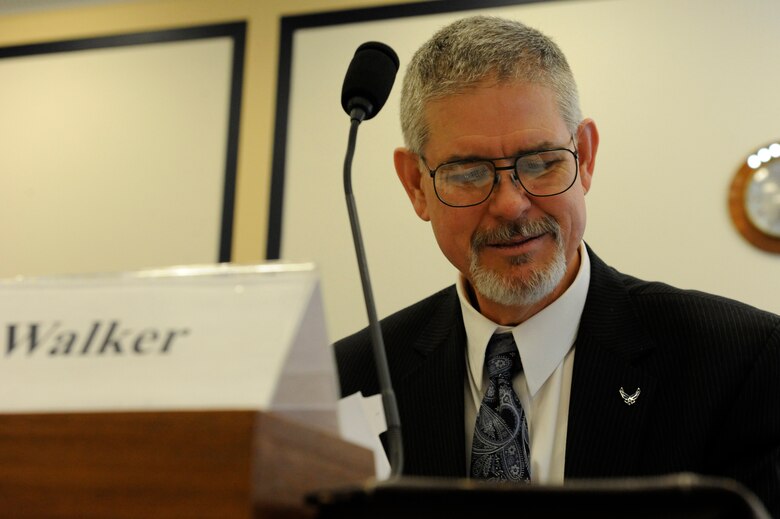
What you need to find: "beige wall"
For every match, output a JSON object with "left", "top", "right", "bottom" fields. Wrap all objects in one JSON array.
[
  {"left": 0, "top": 0, "right": 418, "bottom": 264},
  {"left": 3, "top": 0, "right": 778, "bottom": 341}
]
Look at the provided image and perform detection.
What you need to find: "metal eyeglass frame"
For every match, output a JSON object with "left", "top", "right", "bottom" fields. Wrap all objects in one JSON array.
[{"left": 420, "top": 135, "right": 579, "bottom": 208}]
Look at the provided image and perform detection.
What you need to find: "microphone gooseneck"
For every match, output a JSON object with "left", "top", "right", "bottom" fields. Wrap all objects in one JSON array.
[{"left": 341, "top": 41, "right": 404, "bottom": 479}]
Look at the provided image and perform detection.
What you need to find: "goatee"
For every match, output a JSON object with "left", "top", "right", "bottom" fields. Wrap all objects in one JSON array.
[{"left": 469, "top": 215, "right": 566, "bottom": 307}]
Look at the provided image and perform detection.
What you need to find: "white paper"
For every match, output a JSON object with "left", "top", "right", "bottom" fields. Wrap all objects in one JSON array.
[{"left": 337, "top": 391, "right": 391, "bottom": 480}]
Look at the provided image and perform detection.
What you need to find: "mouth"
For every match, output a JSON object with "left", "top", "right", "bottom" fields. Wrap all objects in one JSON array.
[
  {"left": 487, "top": 232, "right": 545, "bottom": 250},
  {"left": 471, "top": 216, "right": 561, "bottom": 258}
]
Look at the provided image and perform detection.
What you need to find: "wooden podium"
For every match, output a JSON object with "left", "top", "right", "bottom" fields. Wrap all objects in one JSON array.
[
  {"left": 0, "top": 410, "right": 772, "bottom": 519},
  {"left": 0, "top": 410, "right": 374, "bottom": 518}
]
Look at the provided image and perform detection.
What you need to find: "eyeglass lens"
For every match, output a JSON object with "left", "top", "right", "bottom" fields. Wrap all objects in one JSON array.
[{"left": 434, "top": 149, "right": 577, "bottom": 207}]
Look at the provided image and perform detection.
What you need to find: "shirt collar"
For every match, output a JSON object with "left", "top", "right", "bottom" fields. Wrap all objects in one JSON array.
[{"left": 457, "top": 242, "right": 591, "bottom": 397}]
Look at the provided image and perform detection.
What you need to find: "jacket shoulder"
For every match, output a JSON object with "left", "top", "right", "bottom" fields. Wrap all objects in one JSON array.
[
  {"left": 335, "top": 285, "right": 457, "bottom": 348},
  {"left": 333, "top": 285, "right": 458, "bottom": 397},
  {"left": 589, "top": 249, "right": 780, "bottom": 349}
]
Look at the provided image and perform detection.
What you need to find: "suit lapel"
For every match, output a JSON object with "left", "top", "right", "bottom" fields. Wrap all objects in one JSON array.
[
  {"left": 565, "top": 249, "right": 658, "bottom": 479},
  {"left": 391, "top": 286, "right": 468, "bottom": 478}
]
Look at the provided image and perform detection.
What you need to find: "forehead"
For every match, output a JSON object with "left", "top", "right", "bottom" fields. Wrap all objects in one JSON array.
[{"left": 423, "top": 81, "right": 567, "bottom": 160}]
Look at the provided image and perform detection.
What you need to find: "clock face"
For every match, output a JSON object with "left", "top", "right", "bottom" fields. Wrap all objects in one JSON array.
[{"left": 745, "top": 160, "right": 780, "bottom": 238}]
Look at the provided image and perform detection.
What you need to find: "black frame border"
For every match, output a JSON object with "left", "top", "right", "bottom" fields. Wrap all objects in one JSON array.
[{"left": 0, "top": 21, "right": 247, "bottom": 263}]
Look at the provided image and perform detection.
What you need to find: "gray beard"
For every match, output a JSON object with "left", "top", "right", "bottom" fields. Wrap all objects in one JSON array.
[{"left": 468, "top": 216, "right": 567, "bottom": 308}]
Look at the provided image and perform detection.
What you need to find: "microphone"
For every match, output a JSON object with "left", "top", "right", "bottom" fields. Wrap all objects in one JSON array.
[
  {"left": 340, "top": 41, "right": 403, "bottom": 478},
  {"left": 341, "top": 42, "right": 400, "bottom": 121}
]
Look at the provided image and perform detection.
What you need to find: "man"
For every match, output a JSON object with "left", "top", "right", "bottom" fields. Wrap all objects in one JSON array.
[{"left": 334, "top": 15, "right": 779, "bottom": 516}]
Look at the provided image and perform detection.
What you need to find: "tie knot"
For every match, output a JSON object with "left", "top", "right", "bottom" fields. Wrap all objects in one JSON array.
[{"left": 485, "top": 333, "right": 521, "bottom": 379}]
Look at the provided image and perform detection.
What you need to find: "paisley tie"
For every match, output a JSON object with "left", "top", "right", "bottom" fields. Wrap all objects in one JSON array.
[{"left": 470, "top": 332, "right": 531, "bottom": 482}]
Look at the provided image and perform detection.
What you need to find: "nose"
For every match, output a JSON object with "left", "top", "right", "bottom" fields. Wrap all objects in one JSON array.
[{"left": 487, "top": 168, "right": 532, "bottom": 219}]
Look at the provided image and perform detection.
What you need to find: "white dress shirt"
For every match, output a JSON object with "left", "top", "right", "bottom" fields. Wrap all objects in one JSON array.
[{"left": 457, "top": 242, "right": 590, "bottom": 484}]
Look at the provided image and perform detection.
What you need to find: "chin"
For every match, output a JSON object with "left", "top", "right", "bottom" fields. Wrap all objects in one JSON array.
[{"left": 470, "top": 255, "right": 566, "bottom": 308}]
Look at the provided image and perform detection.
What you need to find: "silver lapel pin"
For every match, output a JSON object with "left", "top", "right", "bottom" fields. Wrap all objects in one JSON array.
[{"left": 619, "top": 387, "right": 640, "bottom": 405}]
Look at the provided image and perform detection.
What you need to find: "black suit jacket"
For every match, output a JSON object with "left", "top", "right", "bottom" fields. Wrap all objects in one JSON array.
[{"left": 334, "top": 247, "right": 780, "bottom": 516}]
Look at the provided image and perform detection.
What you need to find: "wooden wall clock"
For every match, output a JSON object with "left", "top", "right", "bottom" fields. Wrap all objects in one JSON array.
[{"left": 728, "top": 142, "right": 780, "bottom": 253}]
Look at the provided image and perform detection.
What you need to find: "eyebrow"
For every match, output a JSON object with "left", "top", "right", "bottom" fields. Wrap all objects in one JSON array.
[{"left": 437, "top": 140, "right": 565, "bottom": 164}]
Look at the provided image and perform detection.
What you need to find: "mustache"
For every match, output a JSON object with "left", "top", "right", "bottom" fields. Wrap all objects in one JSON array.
[{"left": 471, "top": 216, "right": 560, "bottom": 251}]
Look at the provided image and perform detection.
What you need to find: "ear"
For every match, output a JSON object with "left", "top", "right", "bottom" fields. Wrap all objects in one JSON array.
[
  {"left": 394, "top": 147, "right": 431, "bottom": 221},
  {"left": 575, "top": 118, "right": 599, "bottom": 194}
]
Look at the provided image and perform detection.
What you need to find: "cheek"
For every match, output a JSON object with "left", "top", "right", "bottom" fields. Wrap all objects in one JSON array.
[
  {"left": 429, "top": 208, "right": 479, "bottom": 272},
  {"left": 557, "top": 196, "right": 588, "bottom": 247},
  {"left": 415, "top": 179, "right": 441, "bottom": 221}
]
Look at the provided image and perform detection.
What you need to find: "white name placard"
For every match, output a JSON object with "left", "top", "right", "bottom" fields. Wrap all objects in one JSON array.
[{"left": 0, "top": 262, "right": 337, "bottom": 418}]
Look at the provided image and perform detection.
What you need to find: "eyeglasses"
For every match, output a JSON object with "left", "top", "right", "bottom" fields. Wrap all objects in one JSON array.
[{"left": 421, "top": 136, "right": 579, "bottom": 208}]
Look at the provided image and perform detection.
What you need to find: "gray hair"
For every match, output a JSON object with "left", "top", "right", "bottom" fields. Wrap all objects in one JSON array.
[{"left": 400, "top": 15, "right": 582, "bottom": 154}]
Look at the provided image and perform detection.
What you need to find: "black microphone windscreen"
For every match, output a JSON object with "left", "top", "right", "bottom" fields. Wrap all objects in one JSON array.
[{"left": 341, "top": 41, "right": 399, "bottom": 120}]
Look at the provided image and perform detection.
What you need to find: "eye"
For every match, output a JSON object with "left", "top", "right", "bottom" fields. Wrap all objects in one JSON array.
[
  {"left": 518, "top": 151, "right": 567, "bottom": 176},
  {"left": 520, "top": 157, "right": 548, "bottom": 175},
  {"left": 443, "top": 162, "right": 493, "bottom": 185}
]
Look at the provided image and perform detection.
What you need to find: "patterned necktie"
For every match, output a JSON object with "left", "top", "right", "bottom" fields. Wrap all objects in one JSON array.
[{"left": 470, "top": 332, "right": 531, "bottom": 482}]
